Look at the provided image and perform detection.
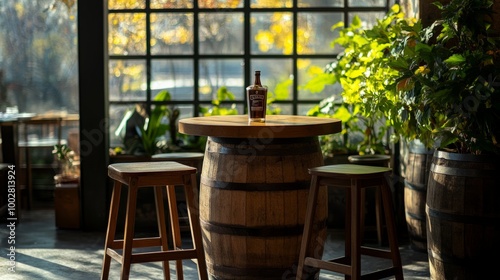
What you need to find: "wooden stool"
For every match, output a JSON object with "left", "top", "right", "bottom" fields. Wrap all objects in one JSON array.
[
  {"left": 151, "top": 152, "right": 204, "bottom": 170},
  {"left": 348, "top": 155, "right": 391, "bottom": 246},
  {"left": 101, "top": 161, "right": 208, "bottom": 280},
  {"left": 296, "top": 164, "right": 403, "bottom": 280},
  {"left": 151, "top": 152, "right": 204, "bottom": 233}
]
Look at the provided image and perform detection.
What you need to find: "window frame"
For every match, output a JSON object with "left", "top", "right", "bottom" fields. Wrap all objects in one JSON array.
[{"left": 107, "top": 0, "right": 393, "bottom": 139}]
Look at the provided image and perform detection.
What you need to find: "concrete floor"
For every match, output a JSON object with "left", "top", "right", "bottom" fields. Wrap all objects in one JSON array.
[{"left": 0, "top": 205, "right": 430, "bottom": 280}]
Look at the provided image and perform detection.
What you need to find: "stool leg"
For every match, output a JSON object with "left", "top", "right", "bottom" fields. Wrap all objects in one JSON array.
[
  {"left": 101, "top": 181, "right": 122, "bottom": 280},
  {"left": 121, "top": 180, "right": 138, "bottom": 280},
  {"left": 154, "top": 186, "right": 171, "bottom": 280},
  {"left": 380, "top": 179, "right": 403, "bottom": 280},
  {"left": 345, "top": 187, "right": 351, "bottom": 261},
  {"left": 183, "top": 173, "right": 208, "bottom": 280},
  {"left": 349, "top": 179, "right": 362, "bottom": 280},
  {"left": 296, "top": 175, "right": 320, "bottom": 280},
  {"left": 375, "top": 187, "right": 383, "bottom": 246},
  {"left": 359, "top": 188, "right": 366, "bottom": 244},
  {"left": 166, "top": 185, "right": 183, "bottom": 280}
]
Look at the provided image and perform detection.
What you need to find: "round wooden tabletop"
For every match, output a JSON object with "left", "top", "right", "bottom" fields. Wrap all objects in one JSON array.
[{"left": 178, "top": 115, "right": 341, "bottom": 138}]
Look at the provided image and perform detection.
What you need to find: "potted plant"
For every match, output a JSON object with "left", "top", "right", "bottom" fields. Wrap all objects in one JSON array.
[
  {"left": 304, "top": 5, "right": 410, "bottom": 158},
  {"left": 304, "top": 5, "right": 411, "bottom": 231},
  {"left": 52, "top": 144, "right": 79, "bottom": 183},
  {"left": 388, "top": 0, "right": 500, "bottom": 278}
]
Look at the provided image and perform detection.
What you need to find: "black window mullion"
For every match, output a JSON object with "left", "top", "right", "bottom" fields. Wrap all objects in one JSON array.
[
  {"left": 107, "top": 0, "right": 392, "bottom": 122},
  {"left": 145, "top": 0, "right": 152, "bottom": 114},
  {"left": 193, "top": 1, "right": 200, "bottom": 117},
  {"left": 292, "top": 0, "right": 298, "bottom": 115},
  {"left": 243, "top": 0, "right": 251, "bottom": 110}
]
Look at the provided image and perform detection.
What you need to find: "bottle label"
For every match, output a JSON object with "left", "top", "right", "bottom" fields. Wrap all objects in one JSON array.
[{"left": 249, "top": 91, "right": 265, "bottom": 111}]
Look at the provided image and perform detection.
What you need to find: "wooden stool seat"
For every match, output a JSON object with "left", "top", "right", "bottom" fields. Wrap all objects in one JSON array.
[
  {"left": 296, "top": 164, "right": 403, "bottom": 280},
  {"left": 101, "top": 161, "right": 208, "bottom": 280}
]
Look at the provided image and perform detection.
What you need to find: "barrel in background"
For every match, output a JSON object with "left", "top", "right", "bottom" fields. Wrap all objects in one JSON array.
[
  {"left": 426, "top": 150, "right": 500, "bottom": 280},
  {"left": 404, "top": 141, "right": 433, "bottom": 252}
]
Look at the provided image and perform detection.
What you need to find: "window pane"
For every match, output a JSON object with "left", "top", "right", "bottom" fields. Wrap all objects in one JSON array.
[
  {"left": 297, "top": 12, "right": 343, "bottom": 54},
  {"left": 251, "top": 12, "right": 293, "bottom": 55},
  {"left": 348, "top": 12, "right": 386, "bottom": 29},
  {"left": 271, "top": 104, "right": 293, "bottom": 115},
  {"left": 109, "top": 60, "right": 147, "bottom": 102},
  {"left": 109, "top": 104, "right": 140, "bottom": 148},
  {"left": 177, "top": 105, "right": 195, "bottom": 121},
  {"left": 200, "top": 103, "right": 243, "bottom": 116},
  {"left": 199, "top": 59, "right": 244, "bottom": 101},
  {"left": 151, "top": 0, "right": 194, "bottom": 9},
  {"left": 199, "top": 13, "right": 244, "bottom": 55},
  {"left": 349, "top": 0, "right": 386, "bottom": 7},
  {"left": 109, "top": 0, "right": 146, "bottom": 9},
  {"left": 298, "top": 103, "right": 318, "bottom": 116},
  {"left": 109, "top": 13, "right": 147, "bottom": 55},
  {"left": 298, "top": 59, "right": 342, "bottom": 101},
  {"left": 0, "top": 1, "right": 79, "bottom": 114},
  {"left": 198, "top": 0, "right": 243, "bottom": 8},
  {"left": 151, "top": 59, "right": 194, "bottom": 101},
  {"left": 298, "top": 0, "right": 343, "bottom": 7},
  {"left": 151, "top": 13, "right": 194, "bottom": 55},
  {"left": 251, "top": 59, "right": 293, "bottom": 101},
  {"left": 251, "top": 0, "right": 291, "bottom": 8}
]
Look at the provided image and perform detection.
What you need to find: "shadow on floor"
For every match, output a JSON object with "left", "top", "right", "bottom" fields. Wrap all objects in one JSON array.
[{"left": 0, "top": 206, "right": 430, "bottom": 280}]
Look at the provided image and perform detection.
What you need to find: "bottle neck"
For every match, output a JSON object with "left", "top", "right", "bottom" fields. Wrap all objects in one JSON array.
[{"left": 254, "top": 71, "right": 262, "bottom": 86}]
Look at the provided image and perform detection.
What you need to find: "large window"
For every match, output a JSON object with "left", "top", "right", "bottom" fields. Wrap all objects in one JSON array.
[
  {"left": 0, "top": 1, "right": 78, "bottom": 115},
  {"left": 107, "top": 0, "right": 394, "bottom": 147}
]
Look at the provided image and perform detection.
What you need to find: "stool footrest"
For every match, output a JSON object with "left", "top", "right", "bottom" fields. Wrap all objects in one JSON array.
[
  {"left": 360, "top": 246, "right": 393, "bottom": 259},
  {"left": 305, "top": 257, "right": 351, "bottom": 275},
  {"left": 304, "top": 257, "right": 400, "bottom": 279},
  {"left": 106, "top": 248, "right": 199, "bottom": 264},
  {"left": 358, "top": 267, "right": 400, "bottom": 280},
  {"left": 109, "top": 237, "right": 163, "bottom": 249}
]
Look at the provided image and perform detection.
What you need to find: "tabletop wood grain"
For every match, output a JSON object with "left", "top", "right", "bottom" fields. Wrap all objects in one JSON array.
[{"left": 178, "top": 114, "right": 341, "bottom": 138}]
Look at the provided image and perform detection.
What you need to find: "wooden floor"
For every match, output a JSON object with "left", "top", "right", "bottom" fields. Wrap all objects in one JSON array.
[{"left": 0, "top": 205, "right": 430, "bottom": 280}]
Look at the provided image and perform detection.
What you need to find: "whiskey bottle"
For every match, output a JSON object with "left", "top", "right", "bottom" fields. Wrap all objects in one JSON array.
[{"left": 246, "top": 70, "right": 268, "bottom": 122}]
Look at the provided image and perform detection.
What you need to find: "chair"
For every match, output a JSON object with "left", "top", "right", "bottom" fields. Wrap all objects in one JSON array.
[
  {"left": 101, "top": 161, "right": 208, "bottom": 280},
  {"left": 18, "top": 115, "right": 64, "bottom": 209},
  {"left": 296, "top": 164, "right": 403, "bottom": 280}
]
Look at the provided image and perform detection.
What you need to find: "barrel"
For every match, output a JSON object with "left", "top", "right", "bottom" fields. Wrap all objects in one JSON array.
[
  {"left": 426, "top": 150, "right": 500, "bottom": 280},
  {"left": 199, "top": 136, "right": 327, "bottom": 280},
  {"left": 404, "top": 141, "right": 433, "bottom": 252}
]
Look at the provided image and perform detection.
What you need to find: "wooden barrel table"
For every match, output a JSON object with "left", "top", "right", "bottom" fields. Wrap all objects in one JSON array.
[{"left": 179, "top": 115, "right": 341, "bottom": 280}]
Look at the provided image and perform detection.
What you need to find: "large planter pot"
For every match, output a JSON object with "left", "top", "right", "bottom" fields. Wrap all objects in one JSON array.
[
  {"left": 426, "top": 150, "right": 500, "bottom": 279},
  {"left": 404, "top": 140, "right": 434, "bottom": 252}
]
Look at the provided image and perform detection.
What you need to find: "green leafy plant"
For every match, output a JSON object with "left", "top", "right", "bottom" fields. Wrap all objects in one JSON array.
[
  {"left": 52, "top": 144, "right": 77, "bottom": 176},
  {"left": 139, "top": 90, "right": 172, "bottom": 155},
  {"left": 200, "top": 86, "right": 239, "bottom": 116},
  {"left": 307, "top": 96, "right": 360, "bottom": 156},
  {"left": 304, "top": 5, "right": 411, "bottom": 155},
  {"left": 389, "top": 0, "right": 500, "bottom": 154}
]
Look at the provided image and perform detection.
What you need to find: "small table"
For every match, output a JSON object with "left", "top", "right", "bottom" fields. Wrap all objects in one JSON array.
[{"left": 178, "top": 115, "right": 341, "bottom": 280}]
